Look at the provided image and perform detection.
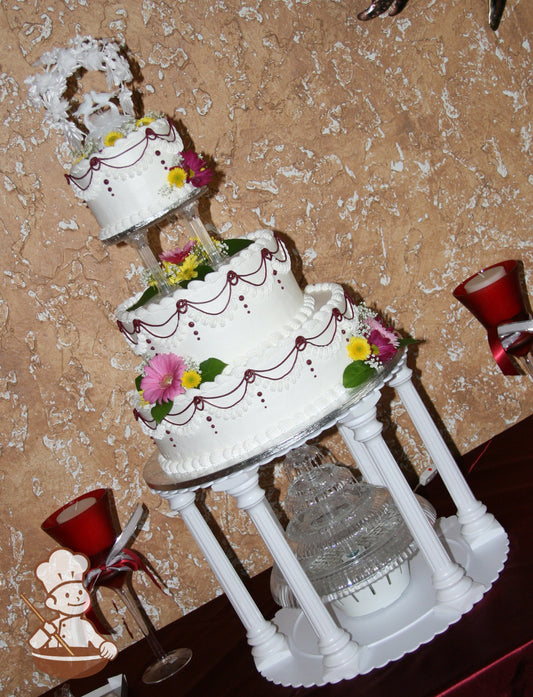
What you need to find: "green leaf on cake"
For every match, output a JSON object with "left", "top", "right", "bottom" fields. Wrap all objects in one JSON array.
[
  {"left": 128, "top": 285, "right": 159, "bottom": 311},
  {"left": 343, "top": 361, "right": 377, "bottom": 389},
  {"left": 151, "top": 400, "right": 173, "bottom": 424},
  {"left": 199, "top": 357, "right": 227, "bottom": 383},
  {"left": 398, "top": 336, "right": 419, "bottom": 347},
  {"left": 225, "top": 238, "right": 254, "bottom": 255}
]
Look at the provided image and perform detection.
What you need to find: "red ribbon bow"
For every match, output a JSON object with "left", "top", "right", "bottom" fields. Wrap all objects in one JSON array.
[{"left": 84, "top": 547, "right": 162, "bottom": 592}]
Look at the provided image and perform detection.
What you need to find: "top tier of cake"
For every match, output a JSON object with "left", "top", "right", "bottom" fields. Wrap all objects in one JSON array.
[
  {"left": 26, "top": 36, "right": 212, "bottom": 242},
  {"left": 66, "top": 117, "right": 206, "bottom": 241}
]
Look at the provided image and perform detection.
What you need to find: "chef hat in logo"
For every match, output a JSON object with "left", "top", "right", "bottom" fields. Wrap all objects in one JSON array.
[{"left": 36, "top": 549, "right": 89, "bottom": 594}]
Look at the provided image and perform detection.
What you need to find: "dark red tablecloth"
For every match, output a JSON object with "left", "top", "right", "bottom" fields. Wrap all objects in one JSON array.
[{"left": 40, "top": 415, "right": 533, "bottom": 697}]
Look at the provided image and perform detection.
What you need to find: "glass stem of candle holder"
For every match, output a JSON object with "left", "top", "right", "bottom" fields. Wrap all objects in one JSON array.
[
  {"left": 128, "top": 228, "right": 173, "bottom": 295},
  {"left": 180, "top": 197, "right": 226, "bottom": 270},
  {"left": 112, "top": 579, "right": 167, "bottom": 661},
  {"left": 516, "top": 353, "right": 533, "bottom": 379}
]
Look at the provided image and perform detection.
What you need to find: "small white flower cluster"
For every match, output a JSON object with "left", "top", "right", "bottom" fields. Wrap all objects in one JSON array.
[
  {"left": 365, "top": 352, "right": 383, "bottom": 370},
  {"left": 356, "top": 304, "right": 377, "bottom": 335},
  {"left": 26, "top": 36, "right": 134, "bottom": 152},
  {"left": 356, "top": 305, "right": 383, "bottom": 369}
]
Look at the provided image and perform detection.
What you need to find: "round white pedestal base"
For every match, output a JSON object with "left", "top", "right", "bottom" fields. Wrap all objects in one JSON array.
[{"left": 260, "top": 516, "right": 509, "bottom": 688}]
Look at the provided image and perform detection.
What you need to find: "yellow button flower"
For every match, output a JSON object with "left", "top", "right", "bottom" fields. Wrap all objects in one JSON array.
[
  {"left": 103, "top": 131, "right": 124, "bottom": 147},
  {"left": 181, "top": 370, "right": 202, "bottom": 389},
  {"left": 347, "top": 336, "right": 371, "bottom": 362},
  {"left": 167, "top": 166, "right": 187, "bottom": 188}
]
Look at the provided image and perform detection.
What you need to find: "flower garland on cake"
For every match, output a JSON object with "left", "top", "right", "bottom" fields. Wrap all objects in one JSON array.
[
  {"left": 343, "top": 306, "right": 415, "bottom": 388},
  {"left": 129, "top": 236, "right": 254, "bottom": 311},
  {"left": 136, "top": 353, "right": 227, "bottom": 423}
]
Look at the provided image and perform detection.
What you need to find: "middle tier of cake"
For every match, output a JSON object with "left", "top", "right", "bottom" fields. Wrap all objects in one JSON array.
[{"left": 116, "top": 230, "right": 367, "bottom": 477}]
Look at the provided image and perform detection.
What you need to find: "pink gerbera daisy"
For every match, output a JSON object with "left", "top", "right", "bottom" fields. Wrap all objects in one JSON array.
[
  {"left": 159, "top": 240, "right": 195, "bottom": 264},
  {"left": 140, "top": 353, "right": 186, "bottom": 404},
  {"left": 181, "top": 150, "right": 213, "bottom": 187}
]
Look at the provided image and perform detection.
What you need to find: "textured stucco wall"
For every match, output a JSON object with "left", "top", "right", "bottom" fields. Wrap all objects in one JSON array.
[{"left": 1, "top": 1, "right": 532, "bottom": 694}]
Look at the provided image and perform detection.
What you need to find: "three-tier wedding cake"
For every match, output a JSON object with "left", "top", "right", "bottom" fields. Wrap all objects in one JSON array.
[{"left": 28, "top": 36, "right": 403, "bottom": 479}]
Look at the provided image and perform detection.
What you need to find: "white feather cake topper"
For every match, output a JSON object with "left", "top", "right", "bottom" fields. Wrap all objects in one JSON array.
[
  {"left": 26, "top": 35, "right": 221, "bottom": 267},
  {"left": 26, "top": 35, "right": 135, "bottom": 152}
]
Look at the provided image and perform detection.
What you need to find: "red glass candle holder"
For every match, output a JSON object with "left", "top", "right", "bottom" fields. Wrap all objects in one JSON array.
[
  {"left": 453, "top": 260, "right": 532, "bottom": 374},
  {"left": 42, "top": 489, "right": 118, "bottom": 560},
  {"left": 41, "top": 489, "right": 192, "bottom": 682}
]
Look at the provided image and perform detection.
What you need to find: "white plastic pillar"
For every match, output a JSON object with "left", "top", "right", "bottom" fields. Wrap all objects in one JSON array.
[
  {"left": 338, "top": 393, "right": 484, "bottom": 613},
  {"left": 389, "top": 363, "right": 504, "bottom": 547},
  {"left": 158, "top": 487, "right": 290, "bottom": 672},
  {"left": 337, "top": 389, "right": 387, "bottom": 486},
  {"left": 213, "top": 468, "right": 361, "bottom": 684}
]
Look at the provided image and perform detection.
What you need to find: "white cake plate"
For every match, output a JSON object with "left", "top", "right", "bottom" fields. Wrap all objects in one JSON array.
[
  {"left": 146, "top": 351, "right": 509, "bottom": 688},
  {"left": 101, "top": 186, "right": 207, "bottom": 246}
]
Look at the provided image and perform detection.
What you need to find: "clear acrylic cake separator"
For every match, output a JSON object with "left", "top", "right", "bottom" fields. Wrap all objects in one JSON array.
[
  {"left": 102, "top": 187, "right": 226, "bottom": 296},
  {"left": 145, "top": 350, "right": 509, "bottom": 688}
]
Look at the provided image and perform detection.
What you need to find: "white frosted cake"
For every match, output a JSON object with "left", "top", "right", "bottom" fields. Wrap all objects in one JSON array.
[
  {"left": 28, "top": 37, "right": 403, "bottom": 481},
  {"left": 116, "top": 230, "right": 399, "bottom": 477},
  {"left": 66, "top": 117, "right": 210, "bottom": 242}
]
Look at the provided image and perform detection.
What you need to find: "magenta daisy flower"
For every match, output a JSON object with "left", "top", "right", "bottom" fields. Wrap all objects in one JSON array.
[
  {"left": 181, "top": 150, "right": 213, "bottom": 187},
  {"left": 366, "top": 317, "right": 400, "bottom": 348},
  {"left": 159, "top": 240, "right": 195, "bottom": 264},
  {"left": 140, "top": 353, "right": 186, "bottom": 404},
  {"left": 366, "top": 318, "right": 399, "bottom": 363}
]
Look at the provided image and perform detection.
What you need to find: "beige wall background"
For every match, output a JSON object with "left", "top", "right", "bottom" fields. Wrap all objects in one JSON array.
[{"left": 1, "top": 0, "right": 532, "bottom": 694}]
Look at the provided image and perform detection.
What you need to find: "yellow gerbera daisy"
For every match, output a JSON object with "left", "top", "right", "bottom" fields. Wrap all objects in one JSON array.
[
  {"left": 181, "top": 370, "right": 202, "bottom": 389},
  {"left": 179, "top": 254, "right": 199, "bottom": 281},
  {"left": 347, "top": 336, "right": 371, "bottom": 362},
  {"left": 104, "top": 131, "right": 124, "bottom": 147},
  {"left": 167, "top": 166, "right": 187, "bottom": 188}
]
